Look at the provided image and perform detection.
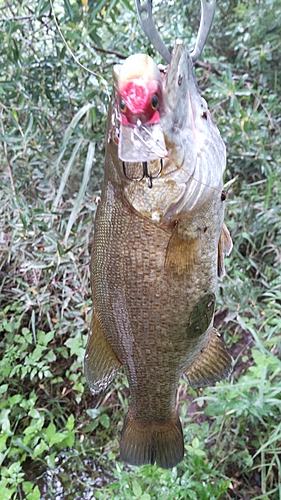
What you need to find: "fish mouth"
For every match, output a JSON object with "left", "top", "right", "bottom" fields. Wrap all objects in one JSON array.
[
  {"left": 164, "top": 40, "right": 193, "bottom": 88},
  {"left": 162, "top": 40, "right": 201, "bottom": 131}
]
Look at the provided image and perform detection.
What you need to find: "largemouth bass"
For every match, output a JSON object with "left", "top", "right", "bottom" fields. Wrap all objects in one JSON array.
[{"left": 85, "top": 41, "right": 233, "bottom": 469}]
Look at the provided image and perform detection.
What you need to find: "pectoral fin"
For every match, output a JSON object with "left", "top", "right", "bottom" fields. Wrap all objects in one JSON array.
[
  {"left": 184, "top": 328, "right": 232, "bottom": 388},
  {"left": 165, "top": 224, "right": 200, "bottom": 275},
  {"left": 84, "top": 313, "right": 122, "bottom": 394},
  {"left": 218, "top": 223, "right": 233, "bottom": 277}
]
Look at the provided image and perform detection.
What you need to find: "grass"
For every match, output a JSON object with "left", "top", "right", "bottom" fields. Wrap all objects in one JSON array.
[{"left": 0, "top": 0, "right": 281, "bottom": 499}]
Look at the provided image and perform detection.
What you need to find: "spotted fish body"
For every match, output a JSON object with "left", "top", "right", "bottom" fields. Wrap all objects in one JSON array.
[{"left": 85, "top": 42, "right": 233, "bottom": 469}]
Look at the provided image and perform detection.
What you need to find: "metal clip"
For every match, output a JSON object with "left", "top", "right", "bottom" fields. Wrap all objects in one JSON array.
[
  {"left": 135, "top": 0, "right": 216, "bottom": 63},
  {"left": 123, "top": 160, "right": 163, "bottom": 188}
]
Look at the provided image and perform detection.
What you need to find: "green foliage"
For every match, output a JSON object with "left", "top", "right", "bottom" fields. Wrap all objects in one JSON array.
[
  {"left": 0, "top": 0, "right": 280, "bottom": 499},
  {"left": 93, "top": 460, "right": 230, "bottom": 500}
]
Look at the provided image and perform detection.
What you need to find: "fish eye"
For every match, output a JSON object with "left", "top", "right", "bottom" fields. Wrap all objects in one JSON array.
[
  {"left": 151, "top": 94, "right": 159, "bottom": 110},
  {"left": 119, "top": 97, "right": 126, "bottom": 112}
]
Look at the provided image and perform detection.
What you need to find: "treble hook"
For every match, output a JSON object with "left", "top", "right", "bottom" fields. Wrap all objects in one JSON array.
[
  {"left": 123, "top": 160, "right": 163, "bottom": 188},
  {"left": 135, "top": 0, "right": 216, "bottom": 63}
]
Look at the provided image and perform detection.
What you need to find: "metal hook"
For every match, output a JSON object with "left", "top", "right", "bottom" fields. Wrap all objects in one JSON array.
[
  {"left": 135, "top": 0, "right": 216, "bottom": 63},
  {"left": 135, "top": 0, "right": 172, "bottom": 63},
  {"left": 191, "top": 0, "right": 216, "bottom": 61},
  {"left": 123, "top": 160, "right": 163, "bottom": 188}
]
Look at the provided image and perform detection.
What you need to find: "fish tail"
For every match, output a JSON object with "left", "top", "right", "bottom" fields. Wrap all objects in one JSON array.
[{"left": 120, "top": 411, "right": 184, "bottom": 469}]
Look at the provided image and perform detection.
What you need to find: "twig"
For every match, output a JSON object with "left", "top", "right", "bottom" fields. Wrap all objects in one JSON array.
[
  {"left": 50, "top": 0, "right": 108, "bottom": 87},
  {"left": 87, "top": 44, "right": 127, "bottom": 60},
  {"left": 4, "top": 0, "right": 16, "bottom": 18},
  {"left": 0, "top": 15, "right": 34, "bottom": 21},
  {"left": 194, "top": 59, "right": 222, "bottom": 76},
  {"left": 254, "top": 95, "right": 278, "bottom": 130}
]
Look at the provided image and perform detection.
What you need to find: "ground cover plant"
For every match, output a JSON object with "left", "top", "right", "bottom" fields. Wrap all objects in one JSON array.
[{"left": 0, "top": 0, "right": 280, "bottom": 498}]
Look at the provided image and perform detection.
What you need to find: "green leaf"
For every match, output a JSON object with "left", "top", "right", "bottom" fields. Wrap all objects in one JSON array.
[
  {"left": 45, "top": 423, "right": 56, "bottom": 442},
  {"left": 38, "top": 1, "right": 51, "bottom": 17},
  {"left": 61, "top": 103, "right": 95, "bottom": 149},
  {"left": 0, "top": 482, "right": 16, "bottom": 500},
  {"left": 28, "top": 409, "right": 40, "bottom": 419},
  {"left": 192, "top": 437, "right": 200, "bottom": 449},
  {"left": 140, "top": 494, "right": 151, "bottom": 500},
  {"left": 46, "top": 452, "right": 57, "bottom": 470},
  {"left": 132, "top": 480, "right": 142, "bottom": 497},
  {"left": 52, "top": 139, "right": 84, "bottom": 211},
  {"left": 121, "top": 0, "right": 134, "bottom": 11},
  {"left": 0, "top": 385, "right": 8, "bottom": 395},
  {"left": 91, "top": 0, "right": 108, "bottom": 17},
  {"left": 65, "top": 414, "right": 75, "bottom": 432},
  {"left": 39, "top": 330, "right": 54, "bottom": 346},
  {"left": 32, "top": 439, "right": 49, "bottom": 458},
  {"left": 64, "top": 0, "right": 74, "bottom": 20},
  {"left": 83, "top": 421, "right": 99, "bottom": 433},
  {"left": 65, "top": 336, "right": 84, "bottom": 357},
  {"left": 0, "top": 410, "right": 11, "bottom": 434},
  {"left": 27, "top": 485, "right": 41, "bottom": 500},
  {"left": 0, "top": 434, "right": 8, "bottom": 452},
  {"left": 61, "top": 430, "right": 75, "bottom": 448},
  {"left": 64, "top": 141, "right": 95, "bottom": 246},
  {"left": 49, "top": 431, "right": 69, "bottom": 446},
  {"left": 99, "top": 413, "right": 110, "bottom": 429}
]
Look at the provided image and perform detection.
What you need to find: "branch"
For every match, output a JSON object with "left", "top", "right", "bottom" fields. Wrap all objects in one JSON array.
[
  {"left": 89, "top": 44, "right": 127, "bottom": 60},
  {"left": 0, "top": 15, "right": 34, "bottom": 21},
  {"left": 194, "top": 60, "right": 222, "bottom": 77}
]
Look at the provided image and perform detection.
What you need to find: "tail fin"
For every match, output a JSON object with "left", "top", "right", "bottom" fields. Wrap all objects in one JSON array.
[{"left": 120, "top": 412, "right": 184, "bottom": 469}]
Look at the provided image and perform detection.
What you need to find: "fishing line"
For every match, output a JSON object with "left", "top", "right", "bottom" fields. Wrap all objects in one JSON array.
[
  {"left": 50, "top": 0, "right": 109, "bottom": 94},
  {"left": 181, "top": 164, "right": 223, "bottom": 196},
  {"left": 180, "top": 162, "right": 237, "bottom": 196},
  {"left": 162, "top": 127, "right": 225, "bottom": 197},
  {"left": 116, "top": 114, "right": 230, "bottom": 196}
]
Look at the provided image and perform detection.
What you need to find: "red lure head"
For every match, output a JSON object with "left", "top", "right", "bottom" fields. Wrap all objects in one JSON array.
[{"left": 118, "top": 54, "right": 163, "bottom": 126}]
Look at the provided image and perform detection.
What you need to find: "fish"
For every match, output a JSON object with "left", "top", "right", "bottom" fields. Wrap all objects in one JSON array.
[{"left": 84, "top": 41, "right": 233, "bottom": 469}]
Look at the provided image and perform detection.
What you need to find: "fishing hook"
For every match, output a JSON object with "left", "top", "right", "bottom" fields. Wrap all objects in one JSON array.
[
  {"left": 123, "top": 160, "right": 163, "bottom": 188},
  {"left": 135, "top": 0, "right": 216, "bottom": 63}
]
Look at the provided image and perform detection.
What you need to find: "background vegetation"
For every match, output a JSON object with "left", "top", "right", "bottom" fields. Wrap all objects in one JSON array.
[{"left": 0, "top": 0, "right": 280, "bottom": 498}]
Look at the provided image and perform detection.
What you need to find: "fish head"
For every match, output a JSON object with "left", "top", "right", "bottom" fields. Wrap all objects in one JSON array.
[
  {"left": 110, "top": 42, "right": 225, "bottom": 223},
  {"left": 160, "top": 40, "right": 225, "bottom": 191},
  {"left": 163, "top": 40, "right": 209, "bottom": 131}
]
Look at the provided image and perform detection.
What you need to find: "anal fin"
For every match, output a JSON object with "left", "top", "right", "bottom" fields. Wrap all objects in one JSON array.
[
  {"left": 184, "top": 328, "right": 232, "bottom": 388},
  {"left": 84, "top": 313, "right": 121, "bottom": 394},
  {"left": 218, "top": 223, "right": 233, "bottom": 277}
]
